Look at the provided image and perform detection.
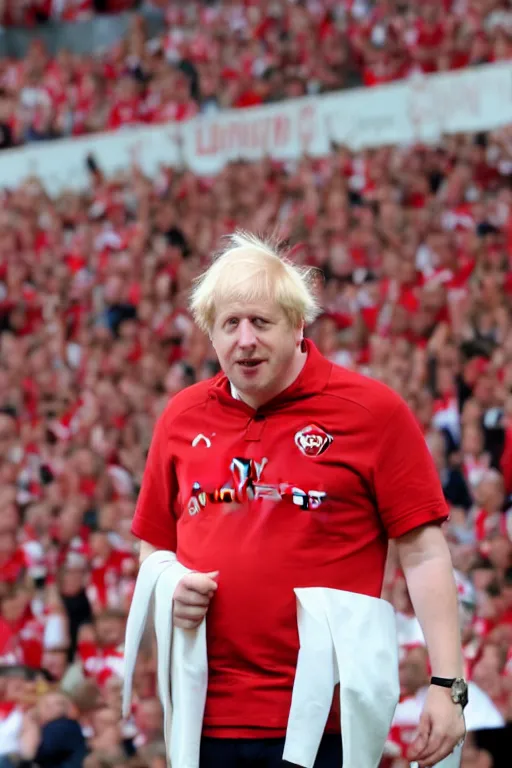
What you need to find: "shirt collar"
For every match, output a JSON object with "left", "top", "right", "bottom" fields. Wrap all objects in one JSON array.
[
  {"left": 230, "top": 382, "right": 240, "bottom": 400},
  {"left": 209, "top": 339, "right": 333, "bottom": 414}
]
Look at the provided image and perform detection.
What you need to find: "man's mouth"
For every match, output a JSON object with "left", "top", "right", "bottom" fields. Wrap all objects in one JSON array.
[{"left": 237, "top": 359, "right": 264, "bottom": 368}]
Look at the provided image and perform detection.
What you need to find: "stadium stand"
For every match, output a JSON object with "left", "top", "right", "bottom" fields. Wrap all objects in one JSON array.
[
  {"left": 1, "top": 1, "right": 138, "bottom": 26},
  {"left": 0, "top": 2, "right": 512, "bottom": 768},
  {"left": 2, "top": 1, "right": 512, "bottom": 148}
]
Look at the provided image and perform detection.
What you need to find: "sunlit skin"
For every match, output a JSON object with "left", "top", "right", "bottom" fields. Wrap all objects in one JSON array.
[{"left": 210, "top": 299, "right": 307, "bottom": 410}]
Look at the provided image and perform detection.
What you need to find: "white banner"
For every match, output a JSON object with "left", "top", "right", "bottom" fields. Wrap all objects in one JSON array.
[
  {"left": 0, "top": 123, "right": 181, "bottom": 195},
  {"left": 2, "top": 62, "right": 512, "bottom": 192},
  {"left": 181, "top": 97, "right": 331, "bottom": 174}
]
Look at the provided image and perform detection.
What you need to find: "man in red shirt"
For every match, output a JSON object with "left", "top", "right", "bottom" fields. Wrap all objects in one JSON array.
[{"left": 130, "top": 233, "right": 466, "bottom": 768}]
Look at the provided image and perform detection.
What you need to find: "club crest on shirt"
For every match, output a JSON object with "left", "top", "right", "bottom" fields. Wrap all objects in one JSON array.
[{"left": 294, "top": 424, "right": 333, "bottom": 457}]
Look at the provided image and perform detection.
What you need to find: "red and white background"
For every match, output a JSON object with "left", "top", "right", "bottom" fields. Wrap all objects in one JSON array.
[{"left": 1, "top": 60, "right": 512, "bottom": 193}]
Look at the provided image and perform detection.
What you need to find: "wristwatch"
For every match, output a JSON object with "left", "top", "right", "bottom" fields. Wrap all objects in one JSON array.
[{"left": 430, "top": 676, "right": 469, "bottom": 709}]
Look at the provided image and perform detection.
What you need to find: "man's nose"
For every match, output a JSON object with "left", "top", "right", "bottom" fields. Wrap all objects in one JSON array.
[{"left": 237, "top": 320, "right": 257, "bottom": 348}]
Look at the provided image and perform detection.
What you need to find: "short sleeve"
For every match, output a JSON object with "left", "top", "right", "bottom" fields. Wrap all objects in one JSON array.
[
  {"left": 131, "top": 408, "right": 178, "bottom": 551},
  {"left": 372, "top": 399, "right": 449, "bottom": 538}
]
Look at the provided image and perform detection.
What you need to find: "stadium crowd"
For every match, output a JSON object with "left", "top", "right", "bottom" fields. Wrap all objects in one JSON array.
[
  {"left": 0, "top": 1, "right": 137, "bottom": 26},
  {"left": 3, "top": 0, "right": 512, "bottom": 148},
  {"left": 0, "top": 125, "right": 512, "bottom": 765},
  {"left": 0, "top": 2, "right": 512, "bottom": 768}
]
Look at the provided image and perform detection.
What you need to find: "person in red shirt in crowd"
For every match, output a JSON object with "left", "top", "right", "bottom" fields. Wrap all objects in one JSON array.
[
  {"left": 0, "top": 531, "right": 27, "bottom": 589},
  {"left": 86, "top": 528, "right": 136, "bottom": 613},
  {"left": 471, "top": 470, "right": 511, "bottom": 544},
  {"left": 131, "top": 232, "right": 467, "bottom": 768},
  {"left": 78, "top": 608, "right": 125, "bottom": 686},
  {"left": 106, "top": 74, "right": 144, "bottom": 131},
  {"left": 0, "top": 585, "right": 44, "bottom": 669},
  {"left": 50, "top": 501, "right": 91, "bottom": 571}
]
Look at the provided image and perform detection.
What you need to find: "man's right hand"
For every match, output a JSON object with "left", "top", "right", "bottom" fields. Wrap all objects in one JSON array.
[{"left": 173, "top": 571, "right": 219, "bottom": 629}]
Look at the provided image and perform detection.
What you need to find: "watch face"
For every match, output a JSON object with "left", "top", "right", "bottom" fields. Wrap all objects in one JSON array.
[{"left": 452, "top": 678, "right": 468, "bottom": 706}]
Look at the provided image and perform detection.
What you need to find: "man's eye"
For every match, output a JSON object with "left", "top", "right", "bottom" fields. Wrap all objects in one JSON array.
[
  {"left": 253, "top": 318, "right": 268, "bottom": 328},
  {"left": 226, "top": 318, "right": 238, "bottom": 327}
]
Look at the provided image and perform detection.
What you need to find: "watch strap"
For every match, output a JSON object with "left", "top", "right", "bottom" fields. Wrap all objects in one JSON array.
[{"left": 430, "top": 676, "right": 456, "bottom": 688}]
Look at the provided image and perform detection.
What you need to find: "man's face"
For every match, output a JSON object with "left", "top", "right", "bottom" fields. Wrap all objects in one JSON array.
[{"left": 210, "top": 300, "right": 302, "bottom": 408}]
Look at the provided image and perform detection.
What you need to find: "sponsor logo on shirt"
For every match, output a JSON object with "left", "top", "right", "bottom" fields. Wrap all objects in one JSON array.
[
  {"left": 187, "top": 456, "right": 327, "bottom": 515},
  {"left": 294, "top": 425, "right": 333, "bottom": 457}
]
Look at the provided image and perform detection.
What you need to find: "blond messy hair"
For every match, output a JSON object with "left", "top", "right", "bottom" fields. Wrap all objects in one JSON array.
[{"left": 189, "top": 231, "right": 321, "bottom": 334}]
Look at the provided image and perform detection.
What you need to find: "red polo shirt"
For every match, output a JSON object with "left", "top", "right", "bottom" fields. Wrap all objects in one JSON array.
[{"left": 131, "top": 340, "right": 448, "bottom": 737}]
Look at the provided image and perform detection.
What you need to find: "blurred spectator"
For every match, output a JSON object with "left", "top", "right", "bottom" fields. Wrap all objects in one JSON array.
[
  {"left": 0, "top": 665, "right": 55, "bottom": 762},
  {"left": 58, "top": 560, "right": 94, "bottom": 660},
  {"left": 460, "top": 735, "right": 494, "bottom": 768},
  {"left": 132, "top": 697, "right": 162, "bottom": 749},
  {"left": 76, "top": 609, "right": 125, "bottom": 690},
  {"left": 11, "top": 690, "right": 86, "bottom": 768},
  {"left": 0, "top": 666, "right": 30, "bottom": 758}
]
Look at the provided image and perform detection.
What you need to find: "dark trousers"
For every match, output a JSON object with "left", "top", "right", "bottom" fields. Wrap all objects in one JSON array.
[{"left": 200, "top": 734, "right": 342, "bottom": 768}]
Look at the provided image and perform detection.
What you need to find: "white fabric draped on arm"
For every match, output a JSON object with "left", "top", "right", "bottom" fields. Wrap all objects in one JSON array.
[
  {"left": 123, "top": 555, "right": 405, "bottom": 768},
  {"left": 122, "top": 550, "right": 207, "bottom": 768}
]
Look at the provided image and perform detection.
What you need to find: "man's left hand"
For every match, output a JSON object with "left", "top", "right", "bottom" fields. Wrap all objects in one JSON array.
[{"left": 407, "top": 685, "right": 466, "bottom": 767}]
